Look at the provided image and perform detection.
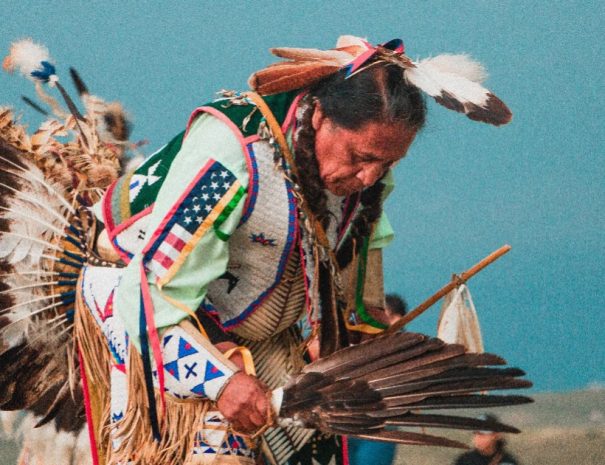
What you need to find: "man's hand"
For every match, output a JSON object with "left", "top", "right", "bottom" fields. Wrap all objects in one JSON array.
[
  {"left": 215, "top": 340, "right": 272, "bottom": 434},
  {"left": 216, "top": 371, "right": 271, "bottom": 434}
]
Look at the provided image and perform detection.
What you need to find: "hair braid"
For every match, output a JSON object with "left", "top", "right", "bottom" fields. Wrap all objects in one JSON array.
[{"left": 293, "top": 100, "right": 330, "bottom": 230}]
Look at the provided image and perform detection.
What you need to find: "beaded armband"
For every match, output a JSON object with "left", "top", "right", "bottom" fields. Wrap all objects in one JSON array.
[{"left": 160, "top": 321, "right": 239, "bottom": 401}]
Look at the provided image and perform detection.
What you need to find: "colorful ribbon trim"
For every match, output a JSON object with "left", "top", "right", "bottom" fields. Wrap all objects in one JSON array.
[
  {"left": 349, "top": 236, "right": 388, "bottom": 332},
  {"left": 343, "top": 38, "right": 405, "bottom": 77},
  {"left": 139, "top": 266, "right": 166, "bottom": 441},
  {"left": 213, "top": 185, "right": 246, "bottom": 241},
  {"left": 78, "top": 346, "right": 101, "bottom": 465}
]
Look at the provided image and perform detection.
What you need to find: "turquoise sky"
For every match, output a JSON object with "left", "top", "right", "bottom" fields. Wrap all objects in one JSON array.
[{"left": 0, "top": 1, "right": 602, "bottom": 392}]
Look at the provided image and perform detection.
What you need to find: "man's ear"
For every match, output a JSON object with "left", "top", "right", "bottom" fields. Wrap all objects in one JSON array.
[{"left": 311, "top": 100, "right": 325, "bottom": 131}]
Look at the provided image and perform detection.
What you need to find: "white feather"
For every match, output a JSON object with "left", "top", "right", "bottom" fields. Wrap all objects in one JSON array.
[
  {"left": 0, "top": 176, "right": 67, "bottom": 267},
  {"left": 18, "top": 414, "right": 75, "bottom": 465},
  {"left": 74, "top": 427, "right": 94, "bottom": 465},
  {"left": 419, "top": 54, "right": 488, "bottom": 83},
  {"left": 405, "top": 61, "right": 490, "bottom": 105},
  {"left": 0, "top": 205, "right": 65, "bottom": 236},
  {"left": 5, "top": 38, "right": 53, "bottom": 81},
  {"left": 53, "top": 430, "right": 78, "bottom": 465},
  {"left": 0, "top": 155, "right": 75, "bottom": 214},
  {"left": 0, "top": 411, "right": 19, "bottom": 438},
  {"left": 0, "top": 281, "right": 56, "bottom": 295},
  {"left": 336, "top": 35, "right": 368, "bottom": 48}
]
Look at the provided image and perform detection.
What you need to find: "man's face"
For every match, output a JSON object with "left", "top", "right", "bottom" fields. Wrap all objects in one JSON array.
[
  {"left": 312, "top": 105, "right": 417, "bottom": 196},
  {"left": 473, "top": 432, "right": 501, "bottom": 455}
]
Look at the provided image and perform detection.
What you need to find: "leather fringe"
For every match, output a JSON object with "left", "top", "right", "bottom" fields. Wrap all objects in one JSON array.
[
  {"left": 75, "top": 284, "right": 211, "bottom": 465},
  {"left": 73, "top": 288, "right": 111, "bottom": 464},
  {"left": 110, "top": 348, "right": 209, "bottom": 465}
]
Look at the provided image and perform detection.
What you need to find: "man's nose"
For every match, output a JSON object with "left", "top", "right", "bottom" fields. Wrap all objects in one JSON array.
[{"left": 356, "top": 165, "right": 382, "bottom": 187}]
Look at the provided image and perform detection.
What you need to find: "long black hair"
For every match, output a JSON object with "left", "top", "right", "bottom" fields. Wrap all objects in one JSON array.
[{"left": 309, "top": 63, "right": 426, "bottom": 130}]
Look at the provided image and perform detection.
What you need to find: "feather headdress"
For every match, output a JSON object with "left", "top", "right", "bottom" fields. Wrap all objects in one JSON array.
[
  {"left": 0, "top": 38, "right": 137, "bottom": 460},
  {"left": 248, "top": 35, "right": 512, "bottom": 126}
]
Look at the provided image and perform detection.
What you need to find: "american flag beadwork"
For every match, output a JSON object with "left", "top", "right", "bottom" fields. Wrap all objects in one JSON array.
[{"left": 143, "top": 159, "right": 245, "bottom": 285}]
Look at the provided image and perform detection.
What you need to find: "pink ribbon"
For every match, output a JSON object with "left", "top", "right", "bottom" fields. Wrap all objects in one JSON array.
[{"left": 344, "top": 38, "right": 405, "bottom": 77}]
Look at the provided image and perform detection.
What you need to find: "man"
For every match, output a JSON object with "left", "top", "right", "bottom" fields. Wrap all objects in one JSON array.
[
  {"left": 0, "top": 35, "right": 522, "bottom": 465},
  {"left": 454, "top": 414, "right": 520, "bottom": 465}
]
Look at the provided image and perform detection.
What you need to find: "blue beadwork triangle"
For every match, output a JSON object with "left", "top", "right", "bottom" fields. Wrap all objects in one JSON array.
[
  {"left": 204, "top": 360, "right": 225, "bottom": 382},
  {"left": 191, "top": 383, "right": 206, "bottom": 396},
  {"left": 164, "top": 360, "right": 180, "bottom": 380},
  {"left": 163, "top": 334, "right": 173, "bottom": 345},
  {"left": 178, "top": 337, "right": 199, "bottom": 358}
]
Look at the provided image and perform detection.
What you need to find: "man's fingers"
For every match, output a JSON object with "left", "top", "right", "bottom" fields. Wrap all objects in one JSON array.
[
  {"left": 249, "top": 411, "right": 266, "bottom": 427},
  {"left": 255, "top": 397, "right": 270, "bottom": 418}
]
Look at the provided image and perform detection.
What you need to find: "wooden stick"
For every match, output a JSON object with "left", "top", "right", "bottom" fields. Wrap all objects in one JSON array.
[{"left": 385, "top": 245, "right": 512, "bottom": 335}]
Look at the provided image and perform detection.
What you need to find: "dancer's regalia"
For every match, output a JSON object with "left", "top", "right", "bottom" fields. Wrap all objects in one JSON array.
[{"left": 0, "top": 36, "right": 531, "bottom": 465}]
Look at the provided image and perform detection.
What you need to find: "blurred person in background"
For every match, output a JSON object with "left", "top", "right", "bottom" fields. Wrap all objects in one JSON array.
[{"left": 453, "top": 414, "right": 520, "bottom": 465}]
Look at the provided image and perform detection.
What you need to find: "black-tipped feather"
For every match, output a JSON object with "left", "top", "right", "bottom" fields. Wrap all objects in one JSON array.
[
  {"left": 21, "top": 96, "right": 49, "bottom": 116},
  {"left": 306, "top": 332, "right": 427, "bottom": 377},
  {"left": 54, "top": 82, "right": 85, "bottom": 122},
  {"left": 69, "top": 68, "right": 89, "bottom": 96}
]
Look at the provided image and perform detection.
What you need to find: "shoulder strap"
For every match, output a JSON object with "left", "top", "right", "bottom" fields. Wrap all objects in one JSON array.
[{"left": 243, "top": 91, "right": 350, "bottom": 356}]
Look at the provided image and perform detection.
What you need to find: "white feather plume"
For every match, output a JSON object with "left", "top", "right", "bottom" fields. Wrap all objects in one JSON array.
[
  {"left": 13, "top": 413, "right": 90, "bottom": 465},
  {"left": 336, "top": 35, "right": 368, "bottom": 48},
  {"left": 3, "top": 38, "right": 54, "bottom": 81},
  {"left": 419, "top": 54, "right": 488, "bottom": 83},
  {"left": 406, "top": 62, "right": 490, "bottom": 103},
  {"left": 0, "top": 155, "right": 70, "bottom": 346}
]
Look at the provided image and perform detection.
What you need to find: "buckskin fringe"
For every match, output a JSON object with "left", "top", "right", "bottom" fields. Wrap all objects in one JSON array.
[
  {"left": 75, "top": 285, "right": 210, "bottom": 465},
  {"left": 110, "top": 348, "right": 209, "bottom": 465},
  {"left": 73, "top": 287, "right": 111, "bottom": 464}
]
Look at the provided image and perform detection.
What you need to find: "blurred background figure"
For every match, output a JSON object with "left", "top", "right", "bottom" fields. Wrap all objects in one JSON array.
[
  {"left": 348, "top": 293, "right": 408, "bottom": 465},
  {"left": 453, "top": 414, "right": 520, "bottom": 465},
  {"left": 384, "top": 294, "right": 408, "bottom": 327}
]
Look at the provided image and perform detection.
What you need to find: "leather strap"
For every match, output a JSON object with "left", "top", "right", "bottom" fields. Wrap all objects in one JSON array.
[{"left": 243, "top": 91, "right": 349, "bottom": 355}]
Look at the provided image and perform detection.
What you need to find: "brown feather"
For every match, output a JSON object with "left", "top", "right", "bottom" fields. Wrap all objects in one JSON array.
[
  {"left": 352, "top": 430, "right": 468, "bottom": 448},
  {"left": 373, "top": 367, "right": 526, "bottom": 394},
  {"left": 369, "top": 395, "right": 534, "bottom": 417},
  {"left": 383, "top": 377, "right": 532, "bottom": 408},
  {"left": 269, "top": 47, "right": 353, "bottom": 64},
  {"left": 280, "top": 332, "right": 532, "bottom": 444},
  {"left": 249, "top": 62, "right": 340, "bottom": 95},
  {"left": 465, "top": 93, "right": 512, "bottom": 126},
  {"left": 386, "top": 413, "right": 520, "bottom": 433},
  {"left": 304, "top": 332, "right": 425, "bottom": 376}
]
